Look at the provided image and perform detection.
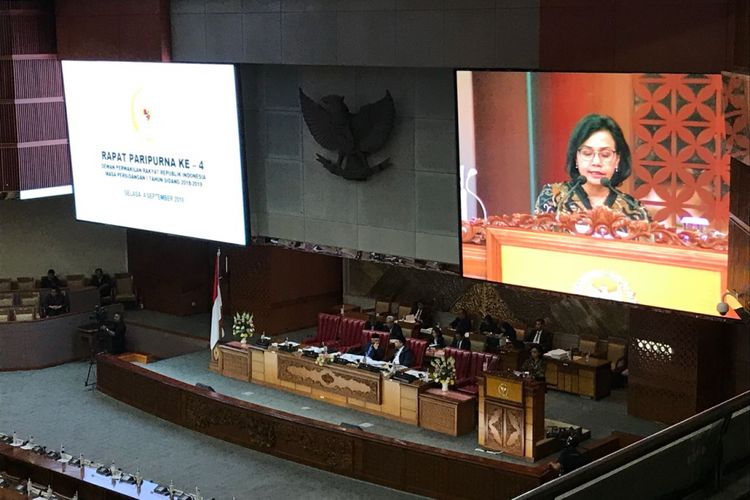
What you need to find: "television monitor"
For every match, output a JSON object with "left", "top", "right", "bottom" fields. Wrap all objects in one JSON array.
[
  {"left": 61, "top": 60, "right": 247, "bottom": 245},
  {"left": 456, "top": 70, "right": 730, "bottom": 317}
]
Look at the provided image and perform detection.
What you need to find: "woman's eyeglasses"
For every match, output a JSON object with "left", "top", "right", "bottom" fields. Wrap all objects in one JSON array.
[{"left": 578, "top": 146, "right": 617, "bottom": 164}]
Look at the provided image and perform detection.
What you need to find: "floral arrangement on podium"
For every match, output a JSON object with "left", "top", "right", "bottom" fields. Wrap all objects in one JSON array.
[
  {"left": 315, "top": 351, "right": 334, "bottom": 366},
  {"left": 430, "top": 356, "right": 456, "bottom": 391},
  {"left": 232, "top": 311, "right": 255, "bottom": 344}
]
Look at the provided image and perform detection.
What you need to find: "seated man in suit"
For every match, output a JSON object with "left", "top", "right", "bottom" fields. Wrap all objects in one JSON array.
[
  {"left": 364, "top": 312, "right": 388, "bottom": 332},
  {"left": 42, "top": 286, "right": 69, "bottom": 317},
  {"left": 478, "top": 314, "right": 498, "bottom": 335},
  {"left": 410, "top": 301, "right": 432, "bottom": 325},
  {"left": 385, "top": 315, "right": 405, "bottom": 342},
  {"left": 449, "top": 308, "right": 472, "bottom": 334},
  {"left": 90, "top": 268, "right": 113, "bottom": 299},
  {"left": 361, "top": 333, "right": 384, "bottom": 361},
  {"left": 40, "top": 269, "right": 62, "bottom": 289},
  {"left": 451, "top": 330, "right": 472, "bottom": 351},
  {"left": 390, "top": 337, "right": 413, "bottom": 368},
  {"left": 523, "top": 318, "right": 553, "bottom": 353}
]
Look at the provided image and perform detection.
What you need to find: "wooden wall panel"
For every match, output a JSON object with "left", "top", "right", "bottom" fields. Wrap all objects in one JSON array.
[
  {"left": 628, "top": 308, "right": 729, "bottom": 424},
  {"left": 54, "top": 0, "right": 170, "bottom": 62},
  {"left": 227, "top": 245, "right": 342, "bottom": 334},
  {"left": 126, "top": 230, "right": 214, "bottom": 316},
  {"left": 540, "top": 0, "right": 731, "bottom": 73}
]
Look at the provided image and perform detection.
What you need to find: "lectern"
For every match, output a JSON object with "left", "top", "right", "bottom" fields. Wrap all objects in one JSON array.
[{"left": 478, "top": 372, "right": 545, "bottom": 461}]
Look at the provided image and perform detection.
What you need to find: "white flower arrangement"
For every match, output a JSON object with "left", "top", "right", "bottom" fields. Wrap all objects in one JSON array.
[
  {"left": 232, "top": 311, "right": 255, "bottom": 340},
  {"left": 315, "top": 353, "right": 334, "bottom": 366},
  {"left": 430, "top": 356, "right": 457, "bottom": 385}
]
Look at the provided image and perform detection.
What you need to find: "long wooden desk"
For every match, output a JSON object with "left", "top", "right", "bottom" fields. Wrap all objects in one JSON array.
[
  {"left": 544, "top": 355, "right": 612, "bottom": 400},
  {"left": 213, "top": 342, "right": 429, "bottom": 426}
]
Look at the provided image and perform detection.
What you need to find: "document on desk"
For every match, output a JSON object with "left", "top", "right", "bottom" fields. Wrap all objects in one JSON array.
[
  {"left": 405, "top": 369, "right": 428, "bottom": 380},
  {"left": 340, "top": 353, "right": 364, "bottom": 363}
]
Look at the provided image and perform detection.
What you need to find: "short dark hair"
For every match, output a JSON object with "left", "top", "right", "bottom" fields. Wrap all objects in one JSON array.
[
  {"left": 566, "top": 114, "right": 632, "bottom": 187},
  {"left": 95, "top": 268, "right": 103, "bottom": 273},
  {"left": 47, "top": 269, "right": 55, "bottom": 275},
  {"left": 536, "top": 318, "right": 545, "bottom": 325}
]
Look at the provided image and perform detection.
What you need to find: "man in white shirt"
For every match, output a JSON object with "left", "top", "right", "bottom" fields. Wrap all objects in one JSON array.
[{"left": 390, "top": 338, "right": 413, "bottom": 368}]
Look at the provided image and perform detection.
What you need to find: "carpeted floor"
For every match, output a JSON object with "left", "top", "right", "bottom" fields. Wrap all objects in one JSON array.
[{"left": 0, "top": 360, "right": 423, "bottom": 500}]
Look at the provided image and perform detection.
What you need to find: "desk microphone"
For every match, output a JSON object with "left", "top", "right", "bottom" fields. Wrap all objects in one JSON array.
[
  {"left": 562, "top": 175, "right": 587, "bottom": 206},
  {"left": 601, "top": 177, "right": 641, "bottom": 211}
]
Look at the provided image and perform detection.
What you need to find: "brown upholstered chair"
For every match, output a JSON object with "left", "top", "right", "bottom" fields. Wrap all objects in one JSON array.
[
  {"left": 0, "top": 279, "right": 12, "bottom": 292},
  {"left": 578, "top": 335, "right": 599, "bottom": 356},
  {"left": 397, "top": 304, "right": 412, "bottom": 320},
  {"left": 607, "top": 338, "right": 628, "bottom": 371},
  {"left": 19, "top": 291, "right": 40, "bottom": 308},
  {"left": 65, "top": 274, "right": 87, "bottom": 289},
  {"left": 113, "top": 273, "right": 137, "bottom": 307},
  {"left": 0, "top": 292, "right": 14, "bottom": 308},
  {"left": 16, "top": 277, "right": 36, "bottom": 291},
  {"left": 13, "top": 306, "right": 36, "bottom": 321}
]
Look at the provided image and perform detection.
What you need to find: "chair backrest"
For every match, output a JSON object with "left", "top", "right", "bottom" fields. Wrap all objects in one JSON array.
[
  {"left": 0, "top": 293, "right": 14, "bottom": 307},
  {"left": 0, "top": 279, "right": 11, "bottom": 292},
  {"left": 374, "top": 300, "right": 391, "bottom": 315},
  {"left": 13, "top": 306, "right": 36, "bottom": 321},
  {"left": 16, "top": 277, "right": 36, "bottom": 291},
  {"left": 19, "top": 291, "right": 40, "bottom": 306},
  {"left": 397, "top": 305, "right": 411, "bottom": 320},
  {"left": 406, "top": 338, "right": 428, "bottom": 369},
  {"left": 317, "top": 313, "right": 341, "bottom": 342},
  {"left": 468, "top": 352, "right": 500, "bottom": 378},
  {"left": 114, "top": 273, "right": 135, "bottom": 295},
  {"left": 65, "top": 274, "right": 86, "bottom": 289},
  {"left": 361, "top": 329, "right": 390, "bottom": 347},
  {"left": 578, "top": 335, "right": 598, "bottom": 355},
  {"left": 444, "top": 347, "right": 472, "bottom": 379},
  {"left": 607, "top": 338, "right": 627, "bottom": 370},
  {"left": 340, "top": 317, "right": 365, "bottom": 345}
]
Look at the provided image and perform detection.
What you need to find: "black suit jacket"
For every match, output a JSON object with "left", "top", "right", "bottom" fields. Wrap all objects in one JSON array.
[
  {"left": 452, "top": 336, "right": 471, "bottom": 351},
  {"left": 389, "top": 323, "right": 405, "bottom": 341},
  {"left": 361, "top": 343, "right": 384, "bottom": 361},
  {"left": 524, "top": 329, "right": 553, "bottom": 352},
  {"left": 391, "top": 346, "right": 414, "bottom": 367}
]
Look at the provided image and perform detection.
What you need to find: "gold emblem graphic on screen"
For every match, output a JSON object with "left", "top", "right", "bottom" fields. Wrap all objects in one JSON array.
[
  {"left": 573, "top": 270, "right": 636, "bottom": 304},
  {"left": 130, "top": 87, "right": 157, "bottom": 142}
]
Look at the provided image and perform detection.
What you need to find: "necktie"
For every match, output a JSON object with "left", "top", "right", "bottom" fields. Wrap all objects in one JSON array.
[{"left": 534, "top": 330, "right": 542, "bottom": 344}]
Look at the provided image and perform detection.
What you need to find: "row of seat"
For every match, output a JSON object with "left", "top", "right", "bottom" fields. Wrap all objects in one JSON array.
[
  {"left": 0, "top": 307, "right": 37, "bottom": 322},
  {"left": 303, "top": 313, "right": 430, "bottom": 368},
  {"left": 0, "top": 291, "right": 41, "bottom": 308}
]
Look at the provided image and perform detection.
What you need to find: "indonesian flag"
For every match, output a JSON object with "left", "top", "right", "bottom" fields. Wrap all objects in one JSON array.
[{"left": 210, "top": 248, "right": 223, "bottom": 350}]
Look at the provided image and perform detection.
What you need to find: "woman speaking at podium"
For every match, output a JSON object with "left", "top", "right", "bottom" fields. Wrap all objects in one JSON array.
[{"left": 534, "top": 113, "right": 650, "bottom": 222}]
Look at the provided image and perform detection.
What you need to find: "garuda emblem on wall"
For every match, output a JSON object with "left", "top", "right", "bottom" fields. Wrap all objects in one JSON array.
[{"left": 299, "top": 88, "right": 395, "bottom": 181}]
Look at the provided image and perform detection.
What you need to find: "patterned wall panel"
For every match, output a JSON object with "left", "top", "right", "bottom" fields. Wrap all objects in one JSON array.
[
  {"left": 723, "top": 72, "right": 749, "bottom": 167},
  {"left": 631, "top": 74, "right": 730, "bottom": 232},
  {"left": 0, "top": 3, "right": 69, "bottom": 195}
]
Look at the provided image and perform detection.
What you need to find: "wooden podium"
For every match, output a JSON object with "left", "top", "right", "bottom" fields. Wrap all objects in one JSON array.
[
  {"left": 478, "top": 372, "right": 545, "bottom": 461},
  {"left": 463, "top": 224, "right": 728, "bottom": 317}
]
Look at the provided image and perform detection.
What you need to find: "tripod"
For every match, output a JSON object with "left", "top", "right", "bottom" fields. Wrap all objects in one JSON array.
[{"left": 84, "top": 331, "right": 107, "bottom": 389}]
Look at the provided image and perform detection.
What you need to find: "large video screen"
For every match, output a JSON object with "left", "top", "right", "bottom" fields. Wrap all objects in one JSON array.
[
  {"left": 62, "top": 61, "right": 247, "bottom": 245},
  {"left": 456, "top": 71, "right": 730, "bottom": 317}
]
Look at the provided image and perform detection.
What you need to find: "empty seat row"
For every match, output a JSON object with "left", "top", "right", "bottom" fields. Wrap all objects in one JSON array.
[{"left": 0, "top": 307, "right": 38, "bottom": 322}]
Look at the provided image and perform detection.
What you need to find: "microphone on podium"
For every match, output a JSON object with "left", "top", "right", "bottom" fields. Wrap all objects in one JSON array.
[
  {"left": 600, "top": 177, "right": 641, "bottom": 211},
  {"left": 562, "top": 175, "right": 587, "bottom": 205}
]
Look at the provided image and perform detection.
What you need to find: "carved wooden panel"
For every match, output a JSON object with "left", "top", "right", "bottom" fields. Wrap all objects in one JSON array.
[
  {"left": 97, "top": 355, "right": 548, "bottom": 500},
  {"left": 484, "top": 400, "right": 524, "bottom": 457},
  {"left": 276, "top": 353, "right": 381, "bottom": 404},
  {"left": 220, "top": 346, "right": 250, "bottom": 382}
]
